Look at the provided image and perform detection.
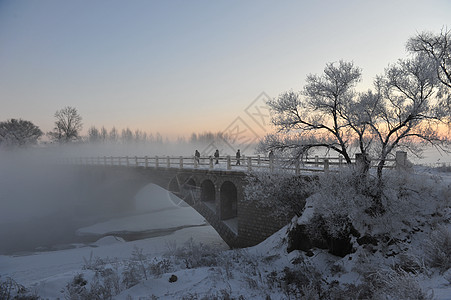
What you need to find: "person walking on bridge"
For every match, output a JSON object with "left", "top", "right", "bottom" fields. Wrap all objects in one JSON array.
[
  {"left": 236, "top": 149, "right": 241, "bottom": 165},
  {"left": 269, "top": 150, "right": 275, "bottom": 162},
  {"left": 214, "top": 149, "right": 220, "bottom": 164},
  {"left": 195, "top": 150, "right": 200, "bottom": 165}
]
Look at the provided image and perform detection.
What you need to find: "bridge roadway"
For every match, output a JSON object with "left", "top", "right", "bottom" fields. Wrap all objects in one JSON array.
[{"left": 74, "top": 156, "right": 303, "bottom": 248}]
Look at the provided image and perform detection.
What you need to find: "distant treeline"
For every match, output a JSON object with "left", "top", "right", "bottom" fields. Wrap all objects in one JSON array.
[
  {"left": 0, "top": 118, "right": 231, "bottom": 149},
  {"left": 85, "top": 126, "right": 231, "bottom": 145}
]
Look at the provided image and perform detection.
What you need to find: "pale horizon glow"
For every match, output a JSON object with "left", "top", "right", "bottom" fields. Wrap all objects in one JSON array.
[{"left": 0, "top": 0, "right": 450, "bottom": 140}]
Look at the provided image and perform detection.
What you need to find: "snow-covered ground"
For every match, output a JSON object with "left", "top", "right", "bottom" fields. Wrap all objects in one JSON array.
[
  {"left": 1, "top": 167, "right": 450, "bottom": 299},
  {"left": 0, "top": 226, "right": 229, "bottom": 298}
]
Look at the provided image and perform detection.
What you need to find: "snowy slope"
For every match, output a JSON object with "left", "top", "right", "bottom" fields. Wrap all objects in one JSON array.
[{"left": 1, "top": 171, "right": 450, "bottom": 299}]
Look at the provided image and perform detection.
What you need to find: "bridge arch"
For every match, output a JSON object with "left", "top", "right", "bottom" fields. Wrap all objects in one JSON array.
[
  {"left": 180, "top": 177, "right": 197, "bottom": 205},
  {"left": 200, "top": 179, "right": 215, "bottom": 203},
  {"left": 168, "top": 177, "right": 180, "bottom": 193},
  {"left": 220, "top": 181, "right": 237, "bottom": 220},
  {"left": 184, "top": 177, "right": 196, "bottom": 187},
  {"left": 167, "top": 176, "right": 198, "bottom": 205}
]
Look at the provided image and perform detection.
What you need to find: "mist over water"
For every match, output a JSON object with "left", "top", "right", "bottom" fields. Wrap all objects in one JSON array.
[
  {"left": 0, "top": 144, "right": 216, "bottom": 255},
  {"left": 0, "top": 151, "right": 80, "bottom": 254}
]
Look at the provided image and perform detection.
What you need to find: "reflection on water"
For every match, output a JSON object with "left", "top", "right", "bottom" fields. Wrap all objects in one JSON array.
[
  {"left": 0, "top": 211, "right": 96, "bottom": 255},
  {"left": 0, "top": 182, "right": 217, "bottom": 256}
]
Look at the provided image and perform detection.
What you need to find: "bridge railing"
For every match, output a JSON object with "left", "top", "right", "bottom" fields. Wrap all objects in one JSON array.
[{"left": 68, "top": 151, "right": 406, "bottom": 174}]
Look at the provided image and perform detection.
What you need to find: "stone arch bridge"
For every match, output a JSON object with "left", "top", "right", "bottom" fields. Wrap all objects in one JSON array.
[
  {"left": 71, "top": 152, "right": 406, "bottom": 248},
  {"left": 76, "top": 164, "right": 292, "bottom": 248}
]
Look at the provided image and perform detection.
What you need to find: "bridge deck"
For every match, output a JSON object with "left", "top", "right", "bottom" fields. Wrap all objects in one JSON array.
[{"left": 68, "top": 154, "right": 398, "bottom": 175}]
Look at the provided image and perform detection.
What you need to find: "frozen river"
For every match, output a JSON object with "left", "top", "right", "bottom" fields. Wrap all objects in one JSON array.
[
  {"left": 0, "top": 182, "right": 228, "bottom": 255},
  {"left": 0, "top": 182, "right": 228, "bottom": 291}
]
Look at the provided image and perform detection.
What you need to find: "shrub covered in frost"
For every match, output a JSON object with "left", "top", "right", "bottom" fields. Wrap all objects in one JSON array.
[
  {"left": 0, "top": 276, "right": 38, "bottom": 300},
  {"left": 245, "top": 170, "right": 315, "bottom": 217},
  {"left": 165, "top": 238, "right": 220, "bottom": 269},
  {"left": 287, "top": 167, "right": 450, "bottom": 256},
  {"left": 424, "top": 225, "right": 451, "bottom": 272},
  {"left": 65, "top": 273, "right": 90, "bottom": 300},
  {"left": 363, "top": 268, "right": 433, "bottom": 300}
]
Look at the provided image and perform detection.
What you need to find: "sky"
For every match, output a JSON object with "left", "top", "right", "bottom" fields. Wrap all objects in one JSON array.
[{"left": 0, "top": 0, "right": 450, "bottom": 140}]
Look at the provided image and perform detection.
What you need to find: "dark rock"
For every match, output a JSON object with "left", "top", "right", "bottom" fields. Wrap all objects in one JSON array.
[
  {"left": 169, "top": 274, "right": 178, "bottom": 283},
  {"left": 287, "top": 215, "right": 355, "bottom": 258},
  {"left": 357, "top": 235, "right": 378, "bottom": 246},
  {"left": 326, "top": 234, "right": 353, "bottom": 257},
  {"left": 287, "top": 224, "right": 312, "bottom": 253}
]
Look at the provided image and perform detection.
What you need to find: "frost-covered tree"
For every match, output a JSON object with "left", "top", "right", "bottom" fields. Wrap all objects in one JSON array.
[
  {"left": 0, "top": 118, "right": 42, "bottom": 148},
  {"left": 121, "top": 128, "right": 134, "bottom": 144},
  {"left": 407, "top": 28, "right": 451, "bottom": 89},
  {"left": 369, "top": 55, "right": 447, "bottom": 181},
  {"left": 189, "top": 133, "right": 198, "bottom": 143},
  {"left": 109, "top": 127, "right": 118, "bottom": 143},
  {"left": 134, "top": 129, "right": 147, "bottom": 143},
  {"left": 155, "top": 132, "right": 163, "bottom": 144},
  {"left": 261, "top": 61, "right": 363, "bottom": 164},
  {"left": 88, "top": 126, "right": 100, "bottom": 143},
  {"left": 261, "top": 56, "right": 449, "bottom": 182},
  {"left": 48, "top": 106, "right": 83, "bottom": 143},
  {"left": 407, "top": 28, "right": 451, "bottom": 122},
  {"left": 100, "top": 126, "right": 108, "bottom": 142}
]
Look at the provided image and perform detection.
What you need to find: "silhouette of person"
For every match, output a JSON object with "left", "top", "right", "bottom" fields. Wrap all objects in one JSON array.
[
  {"left": 236, "top": 149, "right": 241, "bottom": 165},
  {"left": 214, "top": 149, "right": 219, "bottom": 164},
  {"left": 269, "top": 150, "right": 275, "bottom": 168},
  {"left": 195, "top": 150, "right": 200, "bottom": 164},
  {"left": 269, "top": 150, "right": 274, "bottom": 160}
]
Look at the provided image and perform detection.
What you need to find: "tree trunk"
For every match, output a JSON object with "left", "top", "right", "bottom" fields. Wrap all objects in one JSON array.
[
  {"left": 342, "top": 151, "right": 352, "bottom": 164},
  {"left": 355, "top": 153, "right": 370, "bottom": 175},
  {"left": 376, "top": 154, "right": 387, "bottom": 183},
  {"left": 368, "top": 157, "right": 386, "bottom": 215}
]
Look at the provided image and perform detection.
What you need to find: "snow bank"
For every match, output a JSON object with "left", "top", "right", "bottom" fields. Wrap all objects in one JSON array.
[{"left": 77, "top": 208, "right": 207, "bottom": 236}]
